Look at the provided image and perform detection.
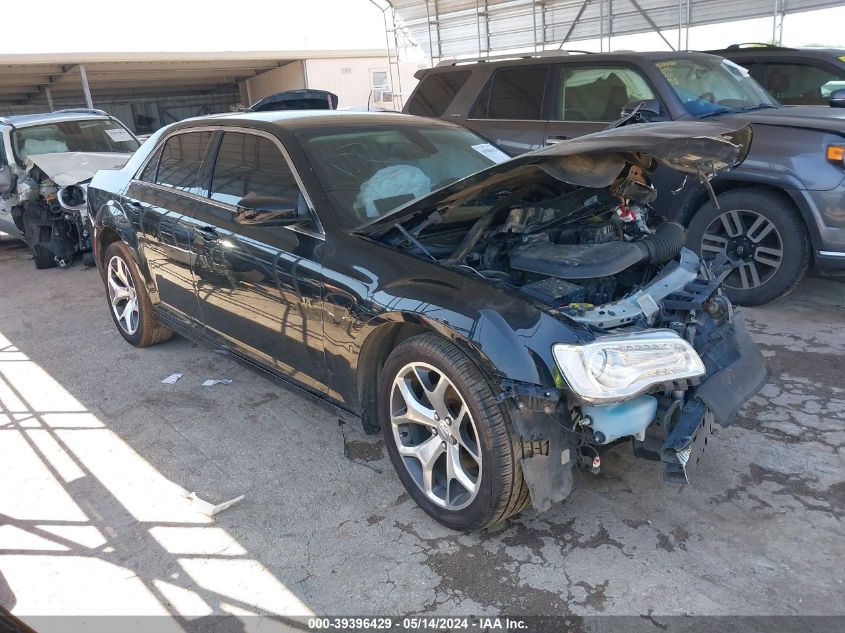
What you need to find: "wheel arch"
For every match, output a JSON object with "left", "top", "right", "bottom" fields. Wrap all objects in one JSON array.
[
  {"left": 355, "top": 314, "right": 505, "bottom": 434},
  {"left": 675, "top": 177, "right": 821, "bottom": 249}
]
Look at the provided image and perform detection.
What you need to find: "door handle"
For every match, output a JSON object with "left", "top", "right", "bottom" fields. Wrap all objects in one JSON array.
[
  {"left": 545, "top": 135, "right": 570, "bottom": 145},
  {"left": 194, "top": 226, "right": 218, "bottom": 241},
  {"left": 126, "top": 200, "right": 143, "bottom": 211}
]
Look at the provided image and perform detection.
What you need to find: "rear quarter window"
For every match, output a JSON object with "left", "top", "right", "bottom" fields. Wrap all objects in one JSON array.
[
  {"left": 470, "top": 66, "right": 549, "bottom": 120},
  {"left": 407, "top": 71, "right": 472, "bottom": 117}
]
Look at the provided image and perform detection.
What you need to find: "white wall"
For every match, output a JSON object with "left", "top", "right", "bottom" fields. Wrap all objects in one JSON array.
[
  {"left": 241, "top": 56, "right": 423, "bottom": 110},
  {"left": 241, "top": 61, "right": 307, "bottom": 106}
]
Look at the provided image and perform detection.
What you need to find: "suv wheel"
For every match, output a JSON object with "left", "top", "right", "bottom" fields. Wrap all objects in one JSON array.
[
  {"left": 687, "top": 189, "right": 809, "bottom": 305},
  {"left": 103, "top": 241, "right": 173, "bottom": 347},
  {"left": 378, "top": 333, "right": 530, "bottom": 530}
]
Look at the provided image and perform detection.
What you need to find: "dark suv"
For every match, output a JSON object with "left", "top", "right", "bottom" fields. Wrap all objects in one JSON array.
[
  {"left": 707, "top": 44, "right": 845, "bottom": 106},
  {"left": 404, "top": 51, "right": 845, "bottom": 305}
]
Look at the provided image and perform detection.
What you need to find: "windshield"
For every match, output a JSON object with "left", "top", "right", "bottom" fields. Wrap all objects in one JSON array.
[
  {"left": 657, "top": 57, "right": 778, "bottom": 117},
  {"left": 12, "top": 119, "right": 139, "bottom": 163},
  {"left": 296, "top": 124, "right": 509, "bottom": 229}
]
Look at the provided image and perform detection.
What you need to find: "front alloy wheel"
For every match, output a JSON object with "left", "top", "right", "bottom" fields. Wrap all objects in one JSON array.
[
  {"left": 108, "top": 255, "right": 140, "bottom": 335},
  {"left": 102, "top": 241, "right": 173, "bottom": 347},
  {"left": 390, "top": 362, "right": 482, "bottom": 510},
  {"left": 379, "top": 333, "right": 531, "bottom": 530}
]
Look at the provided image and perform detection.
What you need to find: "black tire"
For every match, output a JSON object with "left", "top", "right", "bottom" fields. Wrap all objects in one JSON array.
[
  {"left": 686, "top": 189, "right": 809, "bottom": 306},
  {"left": 103, "top": 241, "right": 173, "bottom": 347},
  {"left": 378, "top": 333, "right": 530, "bottom": 530}
]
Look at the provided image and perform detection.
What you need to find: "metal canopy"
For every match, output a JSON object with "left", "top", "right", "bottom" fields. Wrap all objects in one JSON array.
[
  {"left": 0, "top": 50, "right": 385, "bottom": 108},
  {"left": 388, "top": 0, "right": 842, "bottom": 60}
]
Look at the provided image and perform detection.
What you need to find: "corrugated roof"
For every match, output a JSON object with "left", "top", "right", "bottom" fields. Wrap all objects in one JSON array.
[{"left": 388, "top": 0, "right": 842, "bottom": 59}]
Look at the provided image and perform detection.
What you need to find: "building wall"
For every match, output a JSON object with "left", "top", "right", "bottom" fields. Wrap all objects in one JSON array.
[
  {"left": 305, "top": 57, "right": 420, "bottom": 109},
  {"left": 241, "top": 56, "right": 423, "bottom": 111},
  {"left": 241, "top": 61, "right": 307, "bottom": 106}
]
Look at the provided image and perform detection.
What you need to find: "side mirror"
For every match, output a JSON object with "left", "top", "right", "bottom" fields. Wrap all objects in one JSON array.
[
  {"left": 829, "top": 88, "right": 845, "bottom": 108},
  {"left": 234, "top": 193, "right": 303, "bottom": 226},
  {"left": 0, "top": 164, "right": 15, "bottom": 195}
]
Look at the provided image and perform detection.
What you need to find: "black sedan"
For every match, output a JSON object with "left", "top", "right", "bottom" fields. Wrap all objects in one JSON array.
[{"left": 88, "top": 111, "right": 767, "bottom": 530}]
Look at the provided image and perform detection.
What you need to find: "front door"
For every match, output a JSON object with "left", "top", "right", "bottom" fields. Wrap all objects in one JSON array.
[
  {"left": 189, "top": 130, "right": 327, "bottom": 392},
  {"left": 125, "top": 130, "right": 214, "bottom": 330}
]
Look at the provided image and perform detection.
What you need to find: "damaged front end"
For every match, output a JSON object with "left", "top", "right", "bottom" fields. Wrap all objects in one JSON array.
[
  {"left": 13, "top": 152, "right": 130, "bottom": 268},
  {"left": 368, "top": 121, "right": 768, "bottom": 511}
]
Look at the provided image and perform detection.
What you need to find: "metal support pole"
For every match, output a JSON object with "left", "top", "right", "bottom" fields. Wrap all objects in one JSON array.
[
  {"left": 599, "top": 0, "right": 604, "bottom": 52},
  {"left": 678, "top": 0, "right": 683, "bottom": 51},
  {"left": 45, "top": 86, "right": 54, "bottom": 111},
  {"left": 79, "top": 64, "right": 93, "bottom": 109}
]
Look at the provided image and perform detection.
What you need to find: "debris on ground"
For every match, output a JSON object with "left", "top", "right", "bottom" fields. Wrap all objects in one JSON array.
[
  {"left": 202, "top": 379, "right": 233, "bottom": 387},
  {"left": 161, "top": 372, "right": 183, "bottom": 385},
  {"left": 180, "top": 489, "right": 245, "bottom": 516}
]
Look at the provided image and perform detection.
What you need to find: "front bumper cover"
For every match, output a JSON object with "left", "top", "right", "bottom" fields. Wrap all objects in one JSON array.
[{"left": 660, "top": 309, "right": 768, "bottom": 482}]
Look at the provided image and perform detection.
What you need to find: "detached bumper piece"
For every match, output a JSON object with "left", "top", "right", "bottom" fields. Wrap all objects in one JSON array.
[{"left": 661, "top": 398, "right": 714, "bottom": 483}]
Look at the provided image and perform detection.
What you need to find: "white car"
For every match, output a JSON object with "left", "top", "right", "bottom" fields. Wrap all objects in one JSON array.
[{"left": 0, "top": 109, "right": 139, "bottom": 268}]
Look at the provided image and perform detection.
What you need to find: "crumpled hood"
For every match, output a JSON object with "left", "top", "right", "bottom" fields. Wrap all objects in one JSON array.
[
  {"left": 363, "top": 120, "right": 752, "bottom": 233},
  {"left": 716, "top": 105, "right": 845, "bottom": 136},
  {"left": 25, "top": 152, "right": 133, "bottom": 187}
]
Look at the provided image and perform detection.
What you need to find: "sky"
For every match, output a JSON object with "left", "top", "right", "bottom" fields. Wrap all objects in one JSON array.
[{"left": 0, "top": 1, "right": 842, "bottom": 56}]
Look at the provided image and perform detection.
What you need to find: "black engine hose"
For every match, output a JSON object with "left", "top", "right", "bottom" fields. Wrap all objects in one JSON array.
[{"left": 634, "top": 221, "right": 686, "bottom": 265}]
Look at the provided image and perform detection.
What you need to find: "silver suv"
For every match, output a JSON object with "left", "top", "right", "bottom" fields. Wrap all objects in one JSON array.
[{"left": 0, "top": 109, "right": 139, "bottom": 268}]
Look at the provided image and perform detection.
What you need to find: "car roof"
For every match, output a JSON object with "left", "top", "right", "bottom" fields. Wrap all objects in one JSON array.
[
  {"left": 0, "top": 111, "right": 111, "bottom": 129},
  {"left": 707, "top": 45, "right": 845, "bottom": 56},
  {"left": 423, "top": 50, "right": 721, "bottom": 74},
  {"left": 172, "top": 109, "right": 462, "bottom": 133}
]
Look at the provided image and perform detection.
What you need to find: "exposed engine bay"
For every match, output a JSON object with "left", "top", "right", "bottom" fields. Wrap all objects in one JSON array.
[{"left": 381, "top": 159, "right": 696, "bottom": 331}]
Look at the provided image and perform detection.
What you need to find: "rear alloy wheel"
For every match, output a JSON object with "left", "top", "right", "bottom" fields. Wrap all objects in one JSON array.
[
  {"left": 103, "top": 241, "right": 173, "bottom": 347},
  {"left": 379, "top": 333, "right": 530, "bottom": 530},
  {"left": 687, "top": 189, "right": 809, "bottom": 305}
]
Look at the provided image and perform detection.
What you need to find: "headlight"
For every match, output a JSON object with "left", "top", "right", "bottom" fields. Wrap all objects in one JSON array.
[
  {"left": 58, "top": 184, "right": 87, "bottom": 210},
  {"left": 552, "top": 330, "right": 705, "bottom": 404}
]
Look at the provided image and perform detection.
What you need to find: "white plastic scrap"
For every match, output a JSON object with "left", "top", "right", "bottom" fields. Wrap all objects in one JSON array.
[
  {"left": 202, "top": 379, "right": 233, "bottom": 387},
  {"left": 179, "top": 488, "right": 245, "bottom": 517},
  {"left": 161, "top": 373, "right": 183, "bottom": 385}
]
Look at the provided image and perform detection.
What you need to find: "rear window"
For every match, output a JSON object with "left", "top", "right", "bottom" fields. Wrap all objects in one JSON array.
[
  {"left": 471, "top": 66, "right": 549, "bottom": 120},
  {"left": 407, "top": 71, "right": 471, "bottom": 117}
]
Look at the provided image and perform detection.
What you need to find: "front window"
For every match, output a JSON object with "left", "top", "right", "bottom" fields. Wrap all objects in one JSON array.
[
  {"left": 657, "top": 57, "right": 778, "bottom": 117},
  {"left": 557, "top": 66, "right": 656, "bottom": 121},
  {"left": 297, "top": 124, "right": 508, "bottom": 228},
  {"left": 764, "top": 62, "right": 845, "bottom": 105},
  {"left": 12, "top": 119, "right": 139, "bottom": 163}
]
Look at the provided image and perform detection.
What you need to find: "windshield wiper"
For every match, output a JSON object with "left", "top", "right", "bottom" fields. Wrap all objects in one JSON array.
[
  {"left": 696, "top": 108, "right": 738, "bottom": 119},
  {"left": 740, "top": 103, "right": 780, "bottom": 112}
]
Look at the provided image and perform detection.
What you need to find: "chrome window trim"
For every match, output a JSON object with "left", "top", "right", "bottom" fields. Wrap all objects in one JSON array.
[{"left": 130, "top": 124, "right": 325, "bottom": 239}]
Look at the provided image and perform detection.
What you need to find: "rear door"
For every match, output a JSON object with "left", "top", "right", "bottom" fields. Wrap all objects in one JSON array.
[
  {"left": 188, "top": 129, "right": 328, "bottom": 392},
  {"left": 463, "top": 64, "right": 549, "bottom": 155},
  {"left": 125, "top": 129, "right": 214, "bottom": 329},
  {"left": 544, "top": 62, "right": 662, "bottom": 144}
]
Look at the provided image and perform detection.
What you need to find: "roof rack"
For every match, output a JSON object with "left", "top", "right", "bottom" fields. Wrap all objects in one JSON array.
[
  {"left": 724, "top": 43, "right": 796, "bottom": 51},
  {"left": 54, "top": 108, "right": 110, "bottom": 116},
  {"left": 436, "top": 49, "right": 591, "bottom": 67}
]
